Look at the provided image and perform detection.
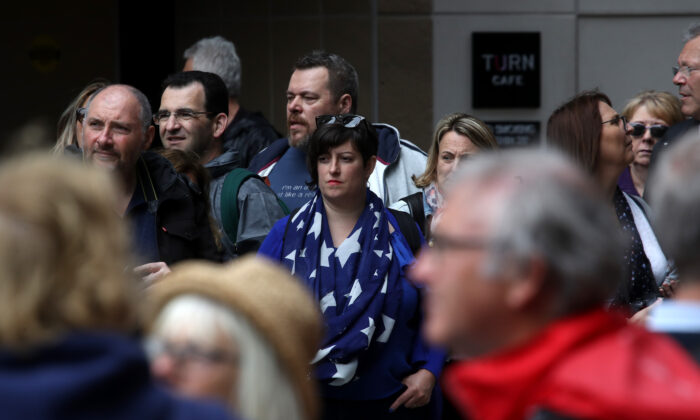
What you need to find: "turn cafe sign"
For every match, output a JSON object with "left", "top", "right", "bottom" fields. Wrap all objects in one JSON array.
[{"left": 472, "top": 32, "right": 540, "bottom": 108}]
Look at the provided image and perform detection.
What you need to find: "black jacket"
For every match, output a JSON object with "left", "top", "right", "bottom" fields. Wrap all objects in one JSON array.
[
  {"left": 222, "top": 108, "right": 280, "bottom": 169},
  {"left": 134, "top": 152, "right": 221, "bottom": 264}
]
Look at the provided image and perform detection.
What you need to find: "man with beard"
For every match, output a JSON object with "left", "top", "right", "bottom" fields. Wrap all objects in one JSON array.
[
  {"left": 158, "top": 71, "right": 286, "bottom": 259},
  {"left": 82, "top": 84, "right": 221, "bottom": 275},
  {"left": 248, "top": 51, "right": 427, "bottom": 211}
]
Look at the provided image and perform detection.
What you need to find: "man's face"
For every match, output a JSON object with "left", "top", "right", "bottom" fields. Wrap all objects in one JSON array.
[
  {"left": 286, "top": 67, "right": 342, "bottom": 147},
  {"left": 411, "top": 183, "right": 511, "bottom": 356},
  {"left": 673, "top": 36, "right": 700, "bottom": 119},
  {"left": 83, "top": 86, "right": 153, "bottom": 179},
  {"left": 158, "top": 83, "right": 216, "bottom": 158}
]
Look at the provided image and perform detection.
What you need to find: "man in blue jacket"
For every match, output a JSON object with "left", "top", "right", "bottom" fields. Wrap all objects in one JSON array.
[{"left": 248, "top": 51, "right": 427, "bottom": 211}]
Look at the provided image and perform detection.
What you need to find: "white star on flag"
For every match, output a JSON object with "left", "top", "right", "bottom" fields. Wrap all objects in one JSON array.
[
  {"left": 336, "top": 228, "right": 362, "bottom": 267},
  {"left": 345, "top": 279, "right": 362, "bottom": 305},
  {"left": 285, "top": 250, "right": 296, "bottom": 274},
  {"left": 320, "top": 241, "right": 334, "bottom": 267},
  {"left": 369, "top": 202, "right": 374, "bottom": 210},
  {"left": 381, "top": 274, "right": 388, "bottom": 293},
  {"left": 374, "top": 249, "right": 383, "bottom": 258},
  {"left": 372, "top": 211, "right": 381, "bottom": 229},
  {"left": 310, "top": 269, "right": 317, "bottom": 279},
  {"left": 308, "top": 212, "right": 322, "bottom": 239},
  {"left": 292, "top": 202, "right": 308, "bottom": 223},
  {"left": 330, "top": 359, "right": 358, "bottom": 386},
  {"left": 385, "top": 244, "right": 393, "bottom": 260},
  {"left": 320, "top": 291, "right": 336, "bottom": 313},
  {"left": 296, "top": 219, "right": 305, "bottom": 231},
  {"left": 299, "top": 248, "right": 307, "bottom": 258},
  {"left": 310, "top": 345, "right": 335, "bottom": 364},
  {"left": 361, "top": 317, "right": 376, "bottom": 346},
  {"left": 377, "top": 314, "right": 396, "bottom": 343}
]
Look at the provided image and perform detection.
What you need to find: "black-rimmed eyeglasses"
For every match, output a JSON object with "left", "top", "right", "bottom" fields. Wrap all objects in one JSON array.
[
  {"left": 601, "top": 115, "right": 629, "bottom": 132},
  {"left": 153, "top": 109, "right": 214, "bottom": 125}
]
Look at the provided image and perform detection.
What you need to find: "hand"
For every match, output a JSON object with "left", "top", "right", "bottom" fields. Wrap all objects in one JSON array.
[
  {"left": 389, "top": 368, "right": 435, "bottom": 412},
  {"left": 134, "top": 262, "right": 171, "bottom": 286},
  {"left": 628, "top": 298, "right": 662, "bottom": 325},
  {"left": 659, "top": 279, "right": 678, "bottom": 298}
]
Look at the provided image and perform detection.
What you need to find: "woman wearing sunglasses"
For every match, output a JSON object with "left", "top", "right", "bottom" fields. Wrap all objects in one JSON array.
[
  {"left": 259, "top": 114, "right": 443, "bottom": 420},
  {"left": 547, "top": 90, "right": 672, "bottom": 315},
  {"left": 618, "top": 91, "right": 684, "bottom": 197}
]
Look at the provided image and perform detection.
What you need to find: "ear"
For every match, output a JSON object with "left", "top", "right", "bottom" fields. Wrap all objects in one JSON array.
[
  {"left": 364, "top": 155, "right": 377, "bottom": 181},
  {"left": 338, "top": 93, "right": 352, "bottom": 114},
  {"left": 212, "top": 113, "right": 228, "bottom": 139},
  {"left": 503, "top": 257, "right": 548, "bottom": 311},
  {"left": 143, "top": 125, "right": 155, "bottom": 150}
]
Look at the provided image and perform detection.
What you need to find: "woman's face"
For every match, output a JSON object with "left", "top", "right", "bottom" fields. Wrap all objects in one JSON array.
[
  {"left": 435, "top": 131, "right": 480, "bottom": 192},
  {"left": 629, "top": 105, "right": 669, "bottom": 167},
  {"left": 150, "top": 329, "right": 239, "bottom": 406},
  {"left": 317, "top": 140, "right": 375, "bottom": 205},
  {"left": 597, "top": 101, "right": 633, "bottom": 173}
]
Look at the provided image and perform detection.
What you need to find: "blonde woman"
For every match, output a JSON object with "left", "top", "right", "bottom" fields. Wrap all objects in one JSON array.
[
  {"left": 0, "top": 154, "right": 233, "bottom": 419},
  {"left": 391, "top": 113, "right": 498, "bottom": 238},
  {"left": 53, "top": 80, "right": 108, "bottom": 154}
]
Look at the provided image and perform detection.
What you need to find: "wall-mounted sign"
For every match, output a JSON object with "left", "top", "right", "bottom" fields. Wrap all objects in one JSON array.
[
  {"left": 472, "top": 32, "right": 540, "bottom": 108},
  {"left": 485, "top": 121, "right": 540, "bottom": 147}
]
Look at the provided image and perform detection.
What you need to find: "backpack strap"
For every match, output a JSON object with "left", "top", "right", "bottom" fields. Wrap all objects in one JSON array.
[
  {"left": 221, "top": 168, "right": 258, "bottom": 244},
  {"left": 400, "top": 191, "right": 426, "bottom": 236},
  {"left": 388, "top": 208, "right": 422, "bottom": 255}
]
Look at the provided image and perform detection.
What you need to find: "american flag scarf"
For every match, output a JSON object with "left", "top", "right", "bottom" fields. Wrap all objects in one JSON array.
[{"left": 281, "top": 189, "right": 402, "bottom": 386}]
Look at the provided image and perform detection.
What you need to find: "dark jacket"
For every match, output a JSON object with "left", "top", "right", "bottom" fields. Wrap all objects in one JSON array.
[
  {"left": 134, "top": 152, "right": 221, "bottom": 264},
  {"left": 0, "top": 332, "right": 235, "bottom": 420},
  {"left": 223, "top": 107, "right": 280, "bottom": 169}
]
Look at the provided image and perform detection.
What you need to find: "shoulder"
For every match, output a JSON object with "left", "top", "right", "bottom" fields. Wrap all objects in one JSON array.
[{"left": 247, "top": 138, "right": 290, "bottom": 172}]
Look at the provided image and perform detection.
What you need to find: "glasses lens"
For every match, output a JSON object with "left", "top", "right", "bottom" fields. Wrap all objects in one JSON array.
[
  {"left": 649, "top": 125, "right": 668, "bottom": 139},
  {"left": 629, "top": 122, "right": 646, "bottom": 138},
  {"left": 673, "top": 66, "right": 680, "bottom": 76},
  {"left": 342, "top": 116, "right": 365, "bottom": 128},
  {"left": 153, "top": 111, "right": 169, "bottom": 124}
]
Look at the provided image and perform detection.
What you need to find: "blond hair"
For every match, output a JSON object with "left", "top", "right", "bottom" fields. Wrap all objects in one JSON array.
[
  {"left": 414, "top": 112, "right": 499, "bottom": 188},
  {"left": 54, "top": 80, "right": 109, "bottom": 154},
  {"left": 0, "top": 153, "right": 139, "bottom": 348},
  {"left": 622, "top": 90, "right": 684, "bottom": 126}
]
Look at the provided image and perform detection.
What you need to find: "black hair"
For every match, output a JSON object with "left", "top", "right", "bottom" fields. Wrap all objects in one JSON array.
[
  {"left": 294, "top": 51, "right": 359, "bottom": 114},
  {"left": 161, "top": 71, "right": 228, "bottom": 116},
  {"left": 306, "top": 116, "right": 378, "bottom": 189}
]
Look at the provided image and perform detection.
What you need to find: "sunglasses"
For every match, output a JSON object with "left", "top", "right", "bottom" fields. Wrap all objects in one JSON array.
[
  {"left": 316, "top": 114, "right": 367, "bottom": 128},
  {"left": 628, "top": 122, "right": 668, "bottom": 139}
]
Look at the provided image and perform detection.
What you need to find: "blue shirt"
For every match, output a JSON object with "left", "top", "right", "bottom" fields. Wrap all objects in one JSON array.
[{"left": 266, "top": 146, "right": 315, "bottom": 211}]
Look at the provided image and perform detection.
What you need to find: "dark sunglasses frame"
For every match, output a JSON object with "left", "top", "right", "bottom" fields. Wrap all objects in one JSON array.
[
  {"left": 76, "top": 107, "right": 87, "bottom": 123},
  {"left": 601, "top": 114, "right": 629, "bottom": 132},
  {"left": 316, "top": 114, "right": 367, "bottom": 128},
  {"left": 628, "top": 122, "right": 668, "bottom": 139}
]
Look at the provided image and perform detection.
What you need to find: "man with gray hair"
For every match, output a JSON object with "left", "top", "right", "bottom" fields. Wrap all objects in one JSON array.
[
  {"left": 645, "top": 134, "right": 700, "bottom": 362},
  {"left": 650, "top": 22, "right": 700, "bottom": 175},
  {"left": 82, "top": 84, "right": 221, "bottom": 272},
  {"left": 411, "top": 149, "right": 700, "bottom": 420},
  {"left": 184, "top": 36, "right": 279, "bottom": 168}
]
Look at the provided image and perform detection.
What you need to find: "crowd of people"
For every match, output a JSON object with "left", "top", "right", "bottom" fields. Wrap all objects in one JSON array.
[{"left": 3, "top": 21, "right": 700, "bottom": 420}]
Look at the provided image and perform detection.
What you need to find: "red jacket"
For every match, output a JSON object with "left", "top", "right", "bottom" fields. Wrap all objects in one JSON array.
[{"left": 444, "top": 309, "right": 700, "bottom": 420}]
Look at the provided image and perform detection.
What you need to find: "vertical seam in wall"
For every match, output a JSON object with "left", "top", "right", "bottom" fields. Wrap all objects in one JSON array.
[
  {"left": 319, "top": 0, "right": 325, "bottom": 50},
  {"left": 268, "top": 0, "right": 275, "bottom": 124},
  {"left": 371, "top": 0, "right": 379, "bottom": 121},
  {"left": 574, "top": 0, "right": 580, "bottom": 93}
]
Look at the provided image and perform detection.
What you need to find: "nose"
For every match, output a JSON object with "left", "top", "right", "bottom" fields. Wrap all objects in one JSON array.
[
  {"left": 151, "top": 353, "right": 178, "bottom": 385},
  {"left": 329, "top": 156, "right": 340, "bottom": 174},
  {"left": 287, "top": 95, "right": 302, "bottom": 114},
  {"left": 642, "top": 127, "right": 653, "bottom": 142},
  {"left": 164, "top": 114, "right": 181, "bottom": 131},
  {"left": 673, "top": 70, "right": 685, "bottom": 86},
  {"left": 95, "top": 127, "right": 113, "bottom": 149}
]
